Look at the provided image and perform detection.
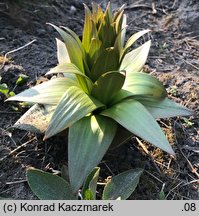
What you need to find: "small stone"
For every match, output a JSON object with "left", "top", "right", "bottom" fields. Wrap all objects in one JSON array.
[{"left": 70, "top": 5, "right": 77, "bottom": 14}]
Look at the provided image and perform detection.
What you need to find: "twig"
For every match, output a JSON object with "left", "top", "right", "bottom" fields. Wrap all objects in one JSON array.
[
  {"left": 182, "top": 145, "right": 199, "bottom": 154},
  {"left": 171, "top": 0, "right": 178, "bottom": 9},
  {"left": 182, "top": 179, "right": 199, "bottom": 186},
  {"left": 126, "top": 3, "right": 161, "bottom": 13},
  {"left": 102, "top": 161, "right": 114, "bottom": 176},
  {"left": 0, "top": 128, "right": 17, "bottom": 146},
  {"left": 178, "top": 148, "right": 199, "bottom": 178},
  {"left": 97, "top": 182, "right": 106, "bottom": 186},
  {"left": 6, "top": 179, "right": 27, "bottom": 185},
  {"left": 176, "top": 53, "right": 199, "bottom": 71},
  {"left": 0, "top": 137, "right": 36, "bottom": 162},
  {"left": 0, "top": 39, "right": 36, "bottom": 69},
  {"left": 136, "top": 138, "right": 162, "bottom": 174},
  {"left": 165, "top": 181, "right": 184, "bottom": 199},
  {"left": 151, "top": 3, "right": 157, "bottom": 14},
  {"left": 0, "top": 111, "right": 21, "bottom": 114},
  {"left": 174, "top": 122, "right": 199, "bottom": 178},
  {"left": 144, "top": 170, "right": 163, "bottom": 183},
  {"left": 182, "top": 59, "right": 199, "bottom": 71},
  {"left": 159, "top": 120, "right": 171, "bottom": 129}
]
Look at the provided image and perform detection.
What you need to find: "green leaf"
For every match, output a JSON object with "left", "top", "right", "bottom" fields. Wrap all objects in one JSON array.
[
  {"left": 112, "top": 72, "right": 167, "bottom": 103},
  {"left": 13, "top": 104, "right": 56, "bottom": 133},
  {"left": 159, "top": 191, "right": 166, "bottom": 200},
  {"left": 27, "top": 168, "right": 76, "bottom": 200},
  {"left": 115, "top": 9, "right": 124, "bottom": 34},
  {"left": 61, "top": 26, "right": 85, "bottom": 58},
  {"left": 105, "top": 2, "right": 113, "bottom": 22},
  {"left": 45, "top": 86, "right": 104, "bottom": 139},
  {"left": 68, "top": 115, "right": 117, "bottom": 192},
  {"left": 46, "top": 63, "right": 84, "bottom": 75},
  {"left": 91, "top": 2, "right": 98, "bottom": 23},
  {"left": 82, "top": 4, "right": 93, "bottom": 52},
  {"left": 98, "top": 3, "right": 115, "bottom": 48},
  {"left": 83, "top": 190, "right": 94, "bottom": 200},
  {"left": 121, "top": 14, "right": 127, "bottom": 48},
  {"left": 98, "top": 24, "right": 115, "bottom": 48},
  {"left": 101, "top": 99, "right": 175, "bottom": 155},
  {"left": 123, "top": 29, "right": 150, "bottom": 53},
  {"left": 9, "top": 91, "right": 15, "bottom": 97},
  {"left": 138, "top": 98, "right": 193, "bottom": 118},
  {"left": 46, "top": 63, "right": 93, "bottom": 92},
  {"left": 82, "top": 167, "right": 100, "bottom": 200},
  {"left": 16, "top": 74, "right": 29, "bottom": 86},
  {"left": 87, "top": 38, "right": 102, "bottom": 70},
  {"left": 120, "top": 40, "right": 151, "bottom": 72},
  {"left": 114, "top": 28, "right": 125, "bottom": 56},
  {"left": 124, "top": 72, "right": 167, "bottom": 98},
  {"left": 91, "top": 71, "right": 125, "bottom": 104},
  {"left": 0, "top": 83, "right": 9, "bottom": 96},
  {"left": 111, "top": 72, "right": 167, "bottom": 104},
  {"left": 102, "top": 168, "right": 143, "bottom": 200},
  {"left": 91, "top": 48, "right": 119, "bottom": 82},
  {"left": 49, "top": 24, "right": 84, "bottom": 72},
  {"left": 56, "top": 38, "right": 70, "bottom": 64},
  {"left": 113, "top": 4, "right": 126, "bottom": 22},
  {"left": 6, "top": 77, "right": 78, "bottom": 105}
]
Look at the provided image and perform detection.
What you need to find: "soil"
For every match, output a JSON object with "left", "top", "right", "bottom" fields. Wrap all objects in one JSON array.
[{"left": 0, "top": 0, "right": 198, "bottom": 200}]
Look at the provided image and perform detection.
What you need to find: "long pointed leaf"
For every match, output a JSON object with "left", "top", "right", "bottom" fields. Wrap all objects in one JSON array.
[
  {"left": 61, "top": 26, "right": 85, "bottom": 58},
  {"left": 87, "top": 38, "right": 102, "bottom": 70},
  {"left": 121, "top": 14, "right": 127, "bottom": 48},
  {"left": 111, "top": 72, "right": 167, "bottom": 104},
  {"left": 14, "top": 104, "right": 56, "bottom": 133},
  {"left": 82, "top": 4, "right": 92, "bottom": 52},
  {"left": 56, "top": 38, "right": 70, "bottom": 64},
  {"left": 124, "top": 29, "right": 150, "bottom": 53},
  {"left": 102, "top": 168, "right": 143, "bottom": 200},
  {"left": 46, "top": 63, "right": 93, "bottom": 92},
  {"left": 68, "top": 115, "right": 117, "bottom": 192},
  {"left": 6, "top": 77, "right": 78, "bottom": 105},
  {"left": 120, "top": 40, "right": 151, "bottom": 72},
  {"left": 101, "top": 99, "right": 175, "bottom": 155},
  {"left": 27, "top": 168, "right": 76, "bottom": 200},
  {"left": 46, "top": 63, "right": 85, "bottom": 76},
  {"left": 115, "top": 9, "right": 124, "bottom": 34},
  {"left": 91, "top": 71, "right": 125, "bottom": 104},
  {"left": 82, "top": 167, "right": 100, "bottom": 200},
  {"left": 91, "top": 48, "right": 119, "bottom": 82},
  {"left": 98, "top": 3, "right": 115, "bottom": 48},
  {"left": 44, "top": 86, "right": 104, "bottom": 139},
  {"left": 49, "top": 24, "right": 84, "bottom": 72},
  {"left": 123, "top": 72, "right": 167, "bottom": 98},
  {"left": 138, "top": 98, "right": 193, "bottom": 118}
]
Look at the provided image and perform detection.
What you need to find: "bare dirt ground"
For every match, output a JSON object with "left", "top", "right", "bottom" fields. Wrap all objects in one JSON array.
[{"left": 0, "top": 0, "right": 198, "bottom": 199}]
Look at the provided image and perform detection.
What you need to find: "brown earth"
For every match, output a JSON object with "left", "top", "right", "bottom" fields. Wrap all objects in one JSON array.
[{"left": 0, "top": 0, "right": 198, "bottom": 200}]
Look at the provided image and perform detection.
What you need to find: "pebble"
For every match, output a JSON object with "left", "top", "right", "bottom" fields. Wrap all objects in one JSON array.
[{"left": 70, "top": 6, "right": 77, "bottom": 14}]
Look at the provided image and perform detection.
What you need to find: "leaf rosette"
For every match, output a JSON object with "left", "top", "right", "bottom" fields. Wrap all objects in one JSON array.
[{"left": 7, "top": 2, "right": 193, "bottom": 192}]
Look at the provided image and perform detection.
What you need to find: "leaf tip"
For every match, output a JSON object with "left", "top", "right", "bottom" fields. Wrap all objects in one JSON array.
[
  {"left": 43, "top": 135, "right": 48, "bottom": 141},
  {"left": 4, "top": 96, "right": 14, "bottom": 102},
  {"left": 26, "top": 166, "right": 35, "bottom": 172}
]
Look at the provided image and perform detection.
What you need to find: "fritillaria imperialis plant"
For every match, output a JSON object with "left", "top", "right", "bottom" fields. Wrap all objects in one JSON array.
[{"left": 7, "top": 2, "right": 192, "bottom": 195}]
